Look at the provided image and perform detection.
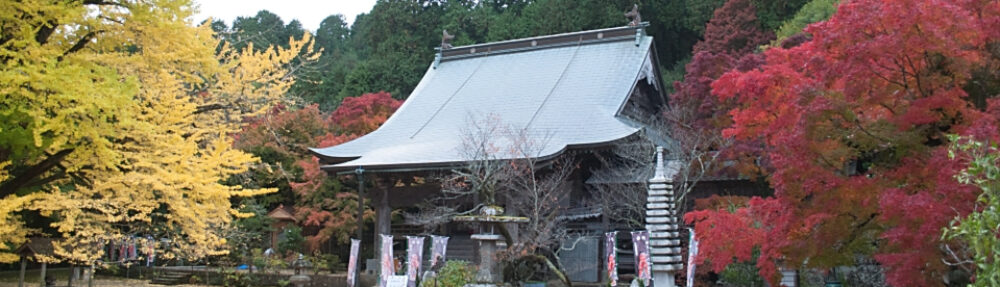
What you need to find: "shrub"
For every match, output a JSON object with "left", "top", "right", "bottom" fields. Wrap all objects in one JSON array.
[{"left": 422, "top": 260, "right": 474, "bottom": 287}]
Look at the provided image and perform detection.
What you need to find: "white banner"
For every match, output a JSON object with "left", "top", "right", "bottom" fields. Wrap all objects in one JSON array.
[
  {"left": 686, "top": 228, "right": 699, "bottom": 287},
  {"left": 605, "top": 231, "right": 619, "bottom": 286},
  {"left": 406, "top": 236, "right": 425, "bottom": 287},
  {"left": 380, "top": 234, "right": 394, "bottom": 287},
  {"left": 631, "top": 231, "right": 652, "bottom": 285},
  {"left": 348, "top": 238, "right": 360, "bottom": 287},
  {"left": 430, "top": 235, "right": 449, "bottom": 268}
]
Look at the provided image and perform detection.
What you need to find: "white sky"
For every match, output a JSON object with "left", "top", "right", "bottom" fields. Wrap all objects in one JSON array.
[{"left": 192, "top": 0, "right": 377, "bottom": 32}]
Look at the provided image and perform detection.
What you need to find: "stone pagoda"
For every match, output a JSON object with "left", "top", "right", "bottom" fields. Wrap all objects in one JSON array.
[{"left": 646, "top": 147, "right": 684, "bottom": 287}]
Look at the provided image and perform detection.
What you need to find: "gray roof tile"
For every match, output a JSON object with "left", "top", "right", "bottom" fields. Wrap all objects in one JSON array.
[{"left": 312, "top": 28, "right": 655, "bottom": 172}]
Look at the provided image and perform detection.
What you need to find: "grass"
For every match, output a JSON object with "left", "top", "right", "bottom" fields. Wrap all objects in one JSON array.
[{"left": 0, "top": 267, "right": 73, "bottom": 284}]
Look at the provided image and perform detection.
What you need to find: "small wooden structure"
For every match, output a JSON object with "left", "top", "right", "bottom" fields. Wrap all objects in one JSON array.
[
  {"left": 15, "top": 238, "right": 91, "bottom": 287},
  {"left": 15, "top": 238, "right": 58, "bottom": 287},
  {"left": 267, "top": 204, "right": 298, "bottom": 250}
]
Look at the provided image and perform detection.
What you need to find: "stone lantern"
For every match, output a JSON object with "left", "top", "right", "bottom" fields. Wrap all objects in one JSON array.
[
  {"left": 289, "top": 254, "right": 312, "bottom": 287},
  {"left": 453, "top": 205, "right": 529, "bottom": 285}
]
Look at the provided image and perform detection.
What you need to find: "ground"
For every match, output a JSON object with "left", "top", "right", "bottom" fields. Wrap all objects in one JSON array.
[{"left": 0, "top": 268, "right": 212, "bottom": 287}]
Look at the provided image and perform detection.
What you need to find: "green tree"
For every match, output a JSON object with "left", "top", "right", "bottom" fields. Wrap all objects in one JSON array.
[
  {"left": 228, "top": 10, "right": 306, "bottom": 52},
  {"left": 946, "top": 135, "right": 1000, "bottom": 286},
  {"left": 277, "top": 225, "right": 305, "bottom": 255},
  {"left": 770, "top": 0, "right": 839, "bottom": 46},
  {"left": 227, "top": 200, "right": 274, "bottom": 264},
  {"left": 752, "top": 0, "right": 811, "bottom": 31},
  {"left": 338, "top": 1, "right": 444, "bottom": 100}
]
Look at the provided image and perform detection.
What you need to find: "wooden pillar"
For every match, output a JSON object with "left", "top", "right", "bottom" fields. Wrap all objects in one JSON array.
[
  {"left": 354, "top": 167, "right": 365, "bottom": 287},
  {"left": 88, "top": 264, "right": 95, "bottom": 287},
  {"left": 376, "top": 188, "right": 391, "bottom": 236},
  {"left": 18, "top": 257, "right": 26, "bottom": 287},
  {"left": 67, "top": 264, "right": 75, "bottom": 287},
  {"left": 374, "top": 186, "right": 392, "bottom": 279},
  {"left": 38, "top": 262, "right": 46, "bottom": 287},
  {"left": 601, "top": 215, "right": 610, "bottom": 284}
]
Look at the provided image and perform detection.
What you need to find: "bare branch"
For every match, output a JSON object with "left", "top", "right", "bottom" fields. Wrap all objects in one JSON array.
[
  {"left": 193, "top": 103, "right": 233, "bottom": 114},
  {"left": 407, "top": 114, "right": 577, "bottom": 284},
  {"left": 61, "top": 31, "right": 100, "bottom": 58},
  {"left": 82, "top": 0, "right": 127, "bottom": 8}
]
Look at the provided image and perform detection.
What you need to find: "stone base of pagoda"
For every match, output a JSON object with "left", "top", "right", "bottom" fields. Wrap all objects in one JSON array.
[{"left": 653, "top": 272, "right": 677, "bottom": 287}]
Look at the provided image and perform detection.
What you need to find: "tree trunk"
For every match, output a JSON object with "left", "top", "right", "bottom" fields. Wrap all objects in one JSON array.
[{"left": 527, "top": 254, "right": 571, "bottom": 287}]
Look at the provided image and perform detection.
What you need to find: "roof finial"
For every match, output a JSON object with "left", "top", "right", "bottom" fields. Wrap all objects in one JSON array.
[
  {"left": 441, "top": 29, "right": 455, "bottom": 50},
  {"left": 625, "top": 4, "right": 641, "bottom": 27}
]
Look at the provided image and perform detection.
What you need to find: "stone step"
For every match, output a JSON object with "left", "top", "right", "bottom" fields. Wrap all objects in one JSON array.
[
  {"left": 646, "top": 196, "right": 674, "bottom": 203},
  {"left": 780, "top": 269, "right": 798, "bottom": 287},
  {"left": 649, "top": 231, "right": 680, "bottom": 239},
  {"left": 652, "top": 264, "right": 684, "bottom": 272},
  {"left": 646, "top": 209, "right": 675, "bottom": 217},
  {"left": 650, "top": 239, "right": 681, "bottom": 247},
  {"left": 646, "top": 203, "right": 675, "bottom": 210},
  {"left": 650, "top": 255, "right": 683, "bottom": 264},
  {"left": 648, "top": 183, "right": 673, "bottom": 190},
  {"left": 645, "top": 216, "right": 676, "bottom": 224},
  {"left": 649, "top": 177, "right": 672, "bottom": 184},
  {"left": 156, "top": 272, "right": 188, "bottom": 278},
  {"left": 650, "top": 247, "right": 682, "bottom": 255},
  {"left": 645, "top": 224, "right": 678, "bottom": 231},
  {"left": 151, "top": 271, "right": 190, "bottom": 286},
  {"left": 648, "top": 189, "right": 675, "bottom": 197}
]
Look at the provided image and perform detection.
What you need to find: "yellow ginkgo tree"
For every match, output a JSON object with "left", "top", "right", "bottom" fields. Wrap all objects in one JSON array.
[{"left": 0, "top": 0, "right": 317, "bottom": 263}]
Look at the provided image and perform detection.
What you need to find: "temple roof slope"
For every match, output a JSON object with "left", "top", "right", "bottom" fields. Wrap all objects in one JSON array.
[{"left": 312, "top": 25, "right": 661, "bottom": 172}]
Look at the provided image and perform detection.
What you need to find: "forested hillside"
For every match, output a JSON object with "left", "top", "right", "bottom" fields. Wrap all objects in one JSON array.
[{"left": 206, "top": 0, "right": 810, "bottom": 111}]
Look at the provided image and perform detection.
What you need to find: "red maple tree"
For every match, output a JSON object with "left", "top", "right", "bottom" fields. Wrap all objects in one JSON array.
[
  {"left": 666, "top": 0, "right": 776, "bottom": 178},
  {"left": 686, "top": 0, "right": 1000, "bottom": 285},
  {"left": 292, "top": 91, "right": 401, "bottom": 249},
  {"left": 237, "top": 92, "right": 402, "bottom": 250},
  {"left": 329, "top": 91, "right": 402, "bottom": 135},
  {"left": 692, "top": 0, "right": 774, "bottom": 57}
]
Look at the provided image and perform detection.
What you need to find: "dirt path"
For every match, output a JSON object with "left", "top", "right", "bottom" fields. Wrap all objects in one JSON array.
[{"left": 0, "top": 278, "right": 213, "bottom": 287}]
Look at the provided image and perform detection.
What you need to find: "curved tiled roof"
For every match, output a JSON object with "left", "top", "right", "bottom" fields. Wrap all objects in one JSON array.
[{"left": 311, "top": 26, "right": 658, "bottom": 172}]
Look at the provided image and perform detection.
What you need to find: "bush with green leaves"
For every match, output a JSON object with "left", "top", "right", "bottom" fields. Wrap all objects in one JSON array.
[
  {"left": 719, "top": 262, "right": 765, "bottom": 287},
  {"left": 421, "top": 260, "right": 474, "bottom": 287},
  {"left": 771, "top": 0, "right": 839, "bottom": 45},
  {"left": 945, "top": 135, "right": 1000, "bottom": 286},
  {"left": 277, "top": 226, "right": 305, "bottom": 255}
]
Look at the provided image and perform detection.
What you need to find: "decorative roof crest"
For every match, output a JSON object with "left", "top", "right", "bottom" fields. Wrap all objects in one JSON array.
[
  {"left": 441, "top": 29, "right": 455, "bottom": 50},
  {"left": 625, "top": 4, "right": 642, "bottom": 27}
]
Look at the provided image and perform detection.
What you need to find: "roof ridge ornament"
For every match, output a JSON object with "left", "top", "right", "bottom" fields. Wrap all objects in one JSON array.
[
  {"left": 625, "top": 4, "right": 645, "bottom": 46},
  {"left": 625, "top": 4, "right": 641, "bottom": 27},
  {"left": 435, "top": 29, "right": 455, "bottom": 69},
  {"left": 441, "top": 29, "right": 455, "bottom": 50}
]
